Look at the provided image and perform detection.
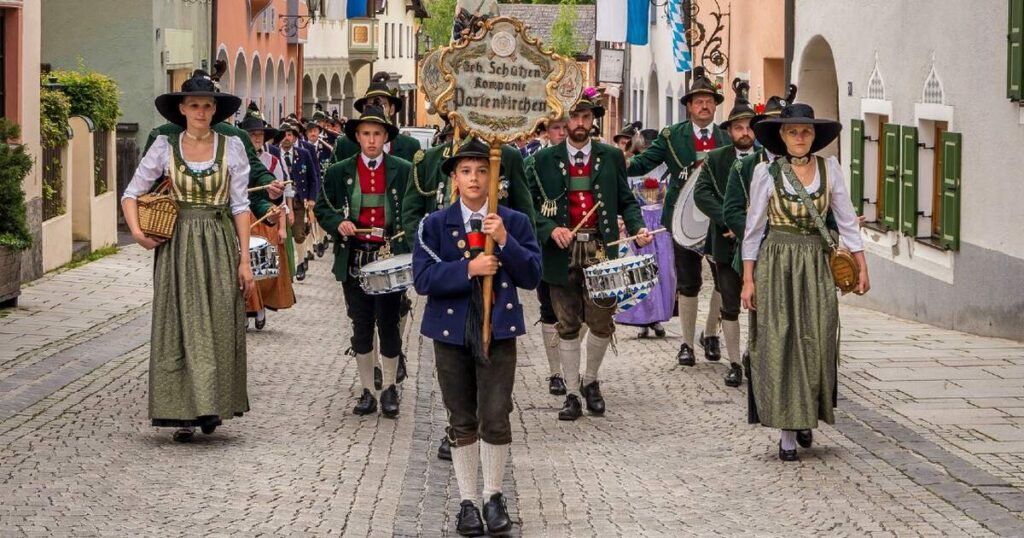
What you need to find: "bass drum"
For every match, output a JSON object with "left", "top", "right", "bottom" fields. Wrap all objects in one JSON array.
[{"left": 671, "top": 166, "right": 709, "bottom": 252}]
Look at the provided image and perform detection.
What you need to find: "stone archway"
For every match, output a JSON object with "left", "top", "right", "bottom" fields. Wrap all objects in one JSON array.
[
  {"left": 329, "top": 73, "right": 343, "bottom": 115},
  {"left": 216, "top": 47, "right": 231, "bottom": 92},
  {"left": 314, "top": 74, "right": 329, "bottom": 117},
  {"left": 277, "top": 60, "right": 287, "bottom": 124},
  {"left": 302, "top": 74, "right": 315, "bottom": 118},
  {"left": 646, "top": 68, "right": 660, "bottom": 130},
  {"left": 232, "top": 51, "right": 248, "bottom": 102},
  {"left": 264, "top": 57, "right": 276, "bottom": 124},
  {"left": 797, "top": 35, "right": 840, "bottom": 158},
  {"left": 343, "top": 72, "right": 355, "bottom": 119},
  {"left": 249, "top": 55, "right": 263, "bottom": 115}
]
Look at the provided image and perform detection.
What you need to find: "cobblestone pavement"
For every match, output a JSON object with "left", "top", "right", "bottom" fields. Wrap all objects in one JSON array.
[{"left": 0, "top": 245, "right": 1022, "bottom": 536}]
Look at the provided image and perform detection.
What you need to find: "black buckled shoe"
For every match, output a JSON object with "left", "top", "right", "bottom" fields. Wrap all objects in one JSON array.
[
  {"left": 778, "top": 442, "right": 799, "bottom": 462},
  {"left": 353, "top": 389, "right": 377, "bottom": 416},
  {"left": 724, "top": 362, "right": 743, "bottom": 387},
  {"left": 437, "top": 437, "right": 452, "bottom": 461},
  {"left": 374, "top": 366, "right": 383, "bottom": 390},
  {"left": 172, "top": 427, "right": 195, "bottom": 442},
  {"left": 547, "top": 375, "right": 567, "bottom": 395},
  {"left": 295, "top": 261, "right": 307, "bottom": 281},
  {"left": 482, "top": 493, "right": 513, "bottom": 535},
  {"left": 677, "top": 343, "right": 696, "bottom": 366},
  {"left": 699, "top": 331, "right": 722, "bottom": 361},
  {"left": 380, "top": 385, "right": 400, "bottom": 418},
  {"left": 558, "top": 394, "right": 583, "bottom": 421},
  {"left": 456, "top": 500, "right": 486, "bottom": 537},
  {"left": 580, "top": 380, "right": 605, "bottom": 415},
  {"left": 306, "top": 251, "right": 315, "bottom": 262},
  {"left": 796, "top": 429, "right": 813, "bottom": 448},
  {"left": 396, "top": 353, "right": 408, "bottom": 384}
]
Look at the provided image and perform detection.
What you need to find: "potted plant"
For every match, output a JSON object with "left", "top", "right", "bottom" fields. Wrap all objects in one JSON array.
[{"left": 0, "top": 119, "right": 35, "bottom": 307}]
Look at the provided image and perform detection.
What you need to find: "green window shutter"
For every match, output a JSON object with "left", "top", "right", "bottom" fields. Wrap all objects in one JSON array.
[
  {"left": 1009, "top": 0, "right": 1024, "bottom": 100},
  {"left": 900, "top": 126, "right": 919, "bottom": 236},
  {"left": 940, "top": 132, "right": 962, "bottom": 250},
  {"left": 849, "top": 119, "right": 865, "bottom": 215},
  {"left": 882, "top": 123, "right": 901, "bottom": 230}
]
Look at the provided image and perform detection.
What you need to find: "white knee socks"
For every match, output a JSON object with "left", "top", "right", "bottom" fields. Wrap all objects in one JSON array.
[
  {"left": 558, "top": 336, "right": 582, "bottom": 394},
  {"left": 678, "top": 295, "right": 699, "bottom": 347},
  {"left": 452, "top": 442, "right": 480, "bottom": 502},
  {"left": 355, "top": 352, "right": 376, "bottom": 392},
  {"left": 582, "top": 333, "right": 610, "bottom": 386},
  {"left": 480, "top": 441, "right": 508, "bottom": 498},
  {"left": 541, "top": 323, "right": 562, "bottom": 378},
  {"left": 780, "top": 430, "right": 797, "bottom": 451},
  {"left": 705, "top": 291, "right": 722, "bottom": 335},
  {"left": 381, "top": 355, "right": 399, "bottom": 388},
  {"left": 722, "top": 319, "right": 741, "bottom": 365}
]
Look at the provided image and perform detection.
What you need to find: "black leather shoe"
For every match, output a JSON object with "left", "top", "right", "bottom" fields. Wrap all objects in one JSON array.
[
  {"left": 455, "top": 500, "right": 485, "bottom": 537},
  {"left": 380, "top": 385, "right": 400, "bottom": 418},
  {"left": 580, "top": 380, "right": 605, "bottom": 415},
  {"left": 295, "top": 261, "right": 307, "bottom": 281},
  {"left": 437, "top": 437, "right": 452, "bottom": 461},
  {"left": 315, "top": 242, "right": 326, "bottom": 258},
  {"left": 482, "top": 493, "right": 513, "bottom": 535},
  {"left": 547, "top": 375, "right": 567, "bottom": 395},
  {"left": 306, "top": 251, "right": 315, "bottom": 262},
  {"left": 652, "top": 322, "right": 666, "bottom": 338},
  {"left": 637, "top": 326, "right": 651, "bottom": 339},
  {"left": 200, "top": 420, "right": 220, "bottom": 435},
  {"left": 254, "top": 310, "right": 266, "bottom": 331},
  {"left": 172, "top": 428, "right": 195, "bottom": 442},
  {"left": 699, "top": 331, "right": 722, "bottom": 361},
  {"left": 374, "top": 366, "right": 383, "bottom": 390},
  {"left": 677, "top": 343, "right": 696, "bottom": 366},
  {"left": 778, "top": 442, "right": 799, "bottom": 462},
  {"left": 796, "top": 429, "right": 813, "bottom": 448},
  {"left": 724, "top": 362, "right": 743, "bottom": 387},
  {"left": 558, "top": 394, "right": 583, "bottom": 421},
  {"left": 353, "top": 389, "right": 377, "bottom": 415},
  {"left": 396, "top": 353, "right": 408, "bottom": 384}
]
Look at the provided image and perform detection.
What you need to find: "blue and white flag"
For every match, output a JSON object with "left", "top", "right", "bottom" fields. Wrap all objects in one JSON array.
[{"left": 668, "top": 0, "right": 692, "bottom": 73}]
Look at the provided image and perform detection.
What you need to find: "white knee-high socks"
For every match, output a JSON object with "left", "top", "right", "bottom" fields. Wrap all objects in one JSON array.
[
  {"left": 355, "top": 352, "right": 376, "bottom": 392},
  {"left": 722, "top": 319, "right": 741, "bottom": 365},
  {"left": 582, "top": 333, "right": 610, "bottom": 386},
  {"left": 541, "top": 323, "right": 562, "bottom": 378},
  {"left": 480, "top": 441, "right": 508, "bottom": 498},
  {"left": 381, "top": 355, "right": 399, "bottom": 388},
  {"left": 452, "top": 442, "right": 480, "bottom": 501},
  {"left": 558, "top": 336, "right": 582, "bottom": 395},
  {"left": 705, "top": 291, "right": 722, "bottom": 335},
  {"left": 678, "top": 295, "right": 699, "bottom": 347}
]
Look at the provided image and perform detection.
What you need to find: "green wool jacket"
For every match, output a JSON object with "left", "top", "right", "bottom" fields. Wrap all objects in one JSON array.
[
  {"left": 529, "top": 141, "right": 645, "bottom": 286},
  {"left": 144, "top": 122, "right": 276, "bottom": 218},
  {"left": 401, "top": 141, "right": 534, "bottom": 249},
  {"left": 329, "top": 133, "right": 421, "bottom": 165},
  {"left": 313, "top": 153, "right": 411, "bottom": 283},
  {"left": 627, "top": 120, "right": 728, "bottom": 230},
  {"left": 693, "top": 145, "right": 741, "bottom": 264}
]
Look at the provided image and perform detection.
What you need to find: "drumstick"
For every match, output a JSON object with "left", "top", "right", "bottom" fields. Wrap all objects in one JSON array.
[
  {"left": 249, "top": 206, "right": 281, "bottom": 229},
  {"left": 247, "top": 180, "right": 293, "bottom": 193},
  {"left": 569, "top": 201, "right": 603, "bottom": 235},
  {"left": 607, "top": 227, "right": 667, "bottom": 247}
]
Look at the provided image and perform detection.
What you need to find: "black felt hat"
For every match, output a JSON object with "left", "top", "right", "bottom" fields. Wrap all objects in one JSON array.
[
  {"left": 155, "top": 69, "right": 242, "bottom": 127},
  {"left": 441, "top": 137, "right": 490, "bottom": 175},
  {"left": 571, "top": 87, "right": 606, "bottom": 119},
  {"left": 680, "top": 66, "right": 724, "bottom": 105},
  {"left": 752, "top": 103, "right": 842, "bottom": 157},
  {"left": 614, "top": 121, "right": 642, "bottom": 144},
  {"left": 344, "top": 105, "right": 400, "bottom": 144},
  {"left": 752, "top": 84, "right": 798, "bottom": 127},
  {"left": 354, "top": 72, "right": 404, "bottom": 114},
  {"left": 720, "top": 79, "right": 757, "bottom": 130},
  {"left": 236, "top": 101, "right": 280, "bottom": 140}
]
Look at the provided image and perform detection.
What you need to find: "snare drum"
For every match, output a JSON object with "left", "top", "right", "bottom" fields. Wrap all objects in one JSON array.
[
  {"left": 583, "top": 254, "right": 659, "bottom": 306},
  {"left": 359, "top": 253, "right": 414, "bottom": 295},
  {"left": 249, "top": 236, "right": 280, "bottom": 281}
]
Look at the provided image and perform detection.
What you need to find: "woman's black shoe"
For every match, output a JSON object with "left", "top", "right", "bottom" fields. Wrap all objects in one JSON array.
[
  {"left": 637, "top": 326, "right": 651, "bottom": 339},
  {"left": 547, "top": 375, "right": 567, "bottom": 395},
  {"left": 353, "top": 389, "right": 377, "bottom": 415},
  {"left": 172, "top": 428, "right": 194, "bottom": 442},
  {"left": 724, "top": 362, "right": 743, "bottom": 387},
  {"left": 200, "top": 423, "right": 218, "bottom": 435},
  {"left": 778, "top": 442, "right": 799, "bottom": 462},
  {"left": 652, "top": 322, "right": 666, "bottom": 338},
  {"left": 796, "top": 429, "right": 813, "bottom": 448},
  {"left": 482, "top": 493, "right": 513, "bottom": 535},
  {"left": 456, "top": 500, "right": 485, "bottom": 537},
  {"left": 295, "top": 261, "right": 307, "bottom": 281},
  {"left": 437, "top": 437, "right": 452, "bottom": 461}
]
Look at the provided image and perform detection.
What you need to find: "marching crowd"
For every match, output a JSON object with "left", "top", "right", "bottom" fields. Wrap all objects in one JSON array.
[{"left": 121, "top": 63, "right": 869, "bottom": 536}]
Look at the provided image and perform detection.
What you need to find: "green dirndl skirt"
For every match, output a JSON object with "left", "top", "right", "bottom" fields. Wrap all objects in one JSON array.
[
  {"left": 748, "top": 229, "right": 839, "bottom": 430},
  {"left": 149, "top": 205, "right": 249, "bottom": 428}
]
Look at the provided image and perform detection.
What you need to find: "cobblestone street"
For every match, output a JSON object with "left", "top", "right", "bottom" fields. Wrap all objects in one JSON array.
[{"left": 1, "top": 245, "right": 1023, "bottom": 536}]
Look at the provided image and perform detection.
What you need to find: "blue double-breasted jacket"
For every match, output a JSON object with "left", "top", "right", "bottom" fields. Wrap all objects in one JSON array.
[
  {"left": 277, "top": 144, "right": 319, "bottom": 202},
  {"left": 413, "top": 203, "right": 542, "bottom": 347}
]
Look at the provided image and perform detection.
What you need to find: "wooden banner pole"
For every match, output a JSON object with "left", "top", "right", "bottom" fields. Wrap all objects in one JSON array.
[{"left": 481, "top": 140, "right": 502, "bottom": 356}]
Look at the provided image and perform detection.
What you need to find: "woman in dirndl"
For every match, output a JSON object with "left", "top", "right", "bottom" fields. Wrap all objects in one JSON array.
[
  {"left": 740, "top": 103, "right": 869, "bottom": 461},
  {"left": 121, "top": 70, "right": 255, "bottom": 442}
]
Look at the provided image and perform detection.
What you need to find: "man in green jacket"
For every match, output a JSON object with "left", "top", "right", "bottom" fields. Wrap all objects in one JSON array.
[
  {"left": 530, "top": 94, "right": 650, "bottom": 421},
  {"left": 313, "top": 106, "right": 411, "bottom": 419},
  {"left": 329, "top": 72, "right": 421, "bottom": 165},
  {"left": 693, "top": 80, "right": 758, "bottom": 389},
  {"left": 626, "top": 66, "right": 728, "bottom": 368}
]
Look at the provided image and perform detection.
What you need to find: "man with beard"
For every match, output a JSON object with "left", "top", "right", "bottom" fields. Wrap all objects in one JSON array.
[
  {"left": 627, "top": 66, "right": 729, "bottom": 368},
  {"left": 530, "top": 90, "right": 651, "bottom": 421},
  {"left": 693, "top": 79, "right": 757, "bottom": 388},
  {"left": 278, "top": 122, "right": 319, "bottom": 281}
]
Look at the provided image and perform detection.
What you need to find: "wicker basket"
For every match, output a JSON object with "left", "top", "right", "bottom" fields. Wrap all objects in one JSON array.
[{"left": 137, "top": 192, "right": 178, "bottom": 239}]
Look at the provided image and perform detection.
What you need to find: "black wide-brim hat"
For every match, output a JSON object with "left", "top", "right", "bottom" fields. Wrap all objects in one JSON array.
[
  {"left": 680, "top": 66, "right": 725, "bottom": 106},
  {"left": 354, "top": 72, "right": 404, "bottom": 114},
  {"left": 752, "top": 103, "right": 842, "bottom": 157},
  {"left": 237, "top": 115, "right": 280, "bottom": 140},
  {"left": 571, "top": 97, "right": 605, "bottom": 119},
  {"left": 344, "top": 105, "right": 400, "bottom": 144},
  {"left": 441, "top": 137, "right": 491, "bottom": 175},
  {"left": 155, "top": 70, "right": 241, "bottom": 127},
  {"left": 752, "top": 84, "right": 798, "bottom": 127}
]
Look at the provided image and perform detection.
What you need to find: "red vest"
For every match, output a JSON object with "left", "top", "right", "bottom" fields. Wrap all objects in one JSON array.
[
  {"left": 693, "top": 127, "right": 717, "bottom": 165},
  {"left": 567, "top": 157, "right": 597, "bottom": 229},
  {"left": 355, "top": 157, "right": 386, "bottom": 243}
]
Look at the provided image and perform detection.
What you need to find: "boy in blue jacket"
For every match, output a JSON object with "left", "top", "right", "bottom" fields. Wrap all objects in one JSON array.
[{"left": 413, "top": 138, "right": 542, "bottom": 536}]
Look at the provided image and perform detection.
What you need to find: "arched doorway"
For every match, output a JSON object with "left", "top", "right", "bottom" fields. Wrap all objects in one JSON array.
[
  {"left": 264, "top": 57, "right": 276, "bottom": 124},
  {"left": 302, "top": 74, "right": 314, "bottom": 118},
  {"left": 249, "top": 55, "right": 263, "bottom": 118},
  {"left": 343, "top": 72, "right": 355, "bottom": 119},
  {"left": 314, "top": 74, "right": 329, "bottom": 117},
  {"left": 216, "top": 47, "right": 231, "bottom": 91},
  {"left": 277, "top": 60, "right": 287, "bottom": 124},
  {"left": 797, "top": 35, "right": 840, "bottom": 158},
  {"left": 232, "top": 51, "right": 248, "bottom": 103},
  {"left": 287, "top": 62, "right": 297, "bottom": 118},
  {"left": 646, "top": 69, "right": 660, "bottom": 130},
  {"left": 329, "top": 73, "right": 343, "bottom": 116}
]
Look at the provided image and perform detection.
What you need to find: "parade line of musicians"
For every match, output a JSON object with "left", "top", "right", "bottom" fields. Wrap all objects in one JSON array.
[{"left": 122, "top": 66, "right": 869, "bottom": 536}]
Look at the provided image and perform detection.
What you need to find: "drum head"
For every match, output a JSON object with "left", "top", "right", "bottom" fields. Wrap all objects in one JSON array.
[
  {"left": 249, "top": 236, "right": 270, "bottom": 249},
  {"left": 361, "top": 253, "right": 413, "bottom": 273},
  {"left": 672, "top": 170, "right": 709, "bottom": 248}
]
